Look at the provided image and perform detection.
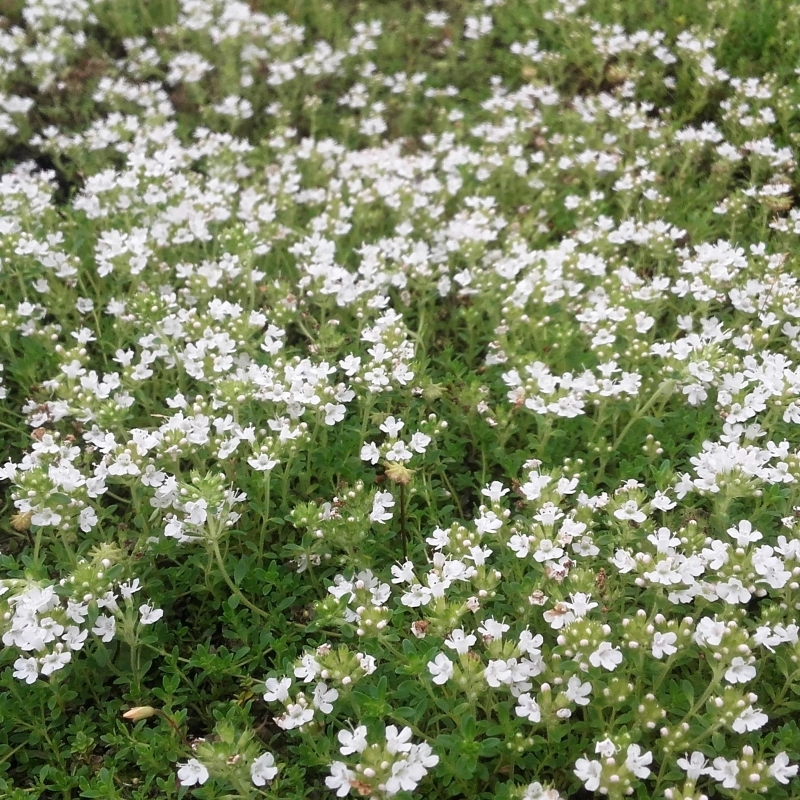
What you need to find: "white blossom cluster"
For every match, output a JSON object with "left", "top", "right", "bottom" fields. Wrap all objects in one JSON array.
[{"left": 1, "top": 0, "right": 800, "bottom": 797}]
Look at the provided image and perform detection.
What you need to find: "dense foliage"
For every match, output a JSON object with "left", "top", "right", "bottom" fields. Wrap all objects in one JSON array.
[{"left": 2, "top": 0, "right": 800, "bottom": 798}]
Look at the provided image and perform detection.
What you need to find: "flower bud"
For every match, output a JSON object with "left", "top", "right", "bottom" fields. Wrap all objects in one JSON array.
[
  {"left": 123, "top": 706, "right": 157, "bottom": 721},
  {"left": 385, "top": 462, "right": 414, "bottom": 485}
]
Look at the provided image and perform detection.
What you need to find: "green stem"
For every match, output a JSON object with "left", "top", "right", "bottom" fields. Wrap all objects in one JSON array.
[
  {"left": 210, "top": 531, "right": 272, "bottom": 622},
  {"left": 154, "top": 710, "right": 193, "bottom": 749},
  {"left": 597, "top": 380, "right": 675, "bottom": 482},
  {"left": 358, "top": 394, "right": 376, "bottom": 449},
  {"left": 259, "top": 474, "right": 271, "bottom": 558},
  {"left": 438, "top": 468, "right": 463, "bottom": 517},
  {"left": 399, "top": 482, "right": 408, "bottom": 560},
  {"left": 677, "top": 667, "right": 723, "bottom": 730}
]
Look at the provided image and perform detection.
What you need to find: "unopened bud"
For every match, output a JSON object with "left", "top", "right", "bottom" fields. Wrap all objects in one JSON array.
[
  {"left": 122, "top": 706, "right": 157, "bottom": 721},
  {"left": 384, "top": 462, "right": 414, "bottom": 485}
]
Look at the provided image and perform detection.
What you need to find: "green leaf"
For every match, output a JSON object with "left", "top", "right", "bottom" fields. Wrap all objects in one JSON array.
[
  {"left": 461, "top": 714, "right": 476, "bottom": 739},
  {"left": 234, "top": 557, "right": 249, "bottom": 586}
]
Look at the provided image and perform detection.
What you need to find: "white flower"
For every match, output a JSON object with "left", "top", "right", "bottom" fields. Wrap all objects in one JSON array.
[
  {"left": 565, "top": 593, "right": 598, "bottom": 618},
  {"left": 533, "top": 538, "right": 564, "bottom": 562},
  {"left": 294, "top": 654, "right": 321, "bottom": 682},
  {"left": 263, "top": 676, "right": 291, "bottom": 702},
  {"left": 427, "top": 653, "right": 454, "bottom": 685},
  {"left": 484, "top": 659, "right": 512, "bottom": 688},
  {"left": 574, "top": 757, "right": 602, "bottom": 791},
  {"left": 139, "top": 604, "right": 163, "bottom": 625},
  {"left": 613, "top": 500, "right": 647, "bottom": 523},
  {"left": 40, "top": 651, "right": 71, "bottom": 676},
  {"left": 250, "top": 752, "right": 278, "bottom": 785},
  {"left": 543, "top": 602, "right": 575, "bottom": 630},
  {"left": 677, "top": 751, "right": 709, "bottom": 781},
  {"left": 401, "top": 584, "right": 432, "bottom": 607},
  {"left": 380, "top": 415, "right": 404, "bottom": 437},
  {"left": 385, "top": 725, "right": 413, "bottom": 754},
  {"left": 323, "top": 403, "right": 346, "bottom": 425},
  {"left": 731, "top": 706, "right": 768, "bottom": 733},
  {"left": 564, "top": 675, "right": 592, "bottom": 706},
  {"left": 693, "top": 616, "right": 726, "bottom": 646},
  {"left": 478, "top": 617, "right": 509, "bottom": 640},
  {"left": 119, "top": 579, "right": 142, "bottom": 600},
  {"left": 370, "top": 491, "right": 395, "bottom": 524},
  {"left": 62, "top": 626, "right": 88, "bottom": 650},
  {"left": 92, "top": 615, "right": 116, "bottom": 642},
  {"left": 326, "top": 762, "right": 356, "bottom": 797},
  {"left": 358, "top": 653, "right": 377, "bottom": 674},
  {"left": 769, "top": 753, "right": 798, "bottom": 784},
  {"left": 726, "top": 519, "right": 762, "bottom": 546},
  {"left": 651, "top": 631, "right": 678, "bottom": 659},
  {"left": 312, "top": 682, "right": 338, "bottom": 713},
  {"left": 610, "top": 549, "right": 637, "bottom": 572},
  {"left": 13, "top": 656, "right": 38, "bottom": 684},
  {"left": 275, "top": 702, "right": 314, "bottom": 730},
  {"left": 709, "top": 756, "right": 739, "bottom": 789},
  {"left": 177, "top": 758, "right": 209, "bottom": 786},
  {"left": 338, "top": 725, "right": 368, "bottom": 755},
  {"left": 724, "top": 657, "right": 756, "bottom": 684},
  {"left": 589, "top": 642, "right": 623, "bottom": 671},
  {"left": 409, "top": 432, "right": 431, "bottom": 453},
  {"left": 515, "top": 693, "right": 541, "bottom": 722},
  {"left": 595, "top": 738, "right": 619, "bottom": 758},
  {"left": 715, "top": 577, "right": 751, "bottom": 604},
  {"left": 481, "top": 481, "right": 509, "bottom": 502},
  {"left": 444, "top": 628, "right": 477, "bottom": 655},
  {"left": 360, "top": 442, "right": 380, "bottom": 464},
  {"left": 625, "top": 744, "right": 652, "bottom": 779}
]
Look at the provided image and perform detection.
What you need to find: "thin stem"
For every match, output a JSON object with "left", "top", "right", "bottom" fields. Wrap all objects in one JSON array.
[
  {"left": 438, "top": 468, "right": 463, "bottom": 517},
  {"left": 676, "top": 666, "right": 723, "bottom": 731},
  {"left": 399, "top": 482, "right": 408, "bottom": 560},
  {"left": 259, "top": 474, "right": 271, "bottom": 558},
  {"left": 155, "top": 710, "right": 193, "bottom": 749},
  {"left": 210, "top": 532, "right": 272, "bottom": 622},
  {"left": 596, "top": 380, "right": 675, "bottom": 482}
]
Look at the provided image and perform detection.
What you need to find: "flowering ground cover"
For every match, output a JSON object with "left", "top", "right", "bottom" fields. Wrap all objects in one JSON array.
[{"left": 3, "top": 0, "right": 800, "bottom": 797}]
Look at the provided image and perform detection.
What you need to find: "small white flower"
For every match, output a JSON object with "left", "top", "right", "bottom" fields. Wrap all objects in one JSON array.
[
  {"left": 481, "top": 481, "right": 509, "bottom": 502},
  {"left": 250, "top": 752, "right": 278, "bottom": 785},
  {"left": 177, "top": 758, "right": 209, "bottom": 787},
  {"left": 40, "top": 651, "right": 71, "bottom": 676},
  {"left": 139, "top": 604, "right": 163, "bottom": 625},
  {"left": 338, "top": 725, "right": 368, "bottom": 755},
  {"left": 327, "top": 762, "right": 357, "bottom": 797},
  {"left": 731, "top": 706, "right": 768, "bottom": 733},
  {"left": 574, "top": 757, "right": 602, "bottom": 791},
  {"left": 769, "top": 752, "right": 798, "bottom": 784},
  {"left": 724, "top": 657, "right": 756, "bottom": 684},
  {"left": 444, "top": 628, "right": 476, "bottom": 655},
  {"left": 677, "top": 751, "right": 709, "bottom": 781},
  {"left": 726, "top": 519, "right": 762, "bottom": 546},
  {"left": 613, "top": 499, "right": 647, "bottom": 523},
  {"left": 564, "top": 675, "right": 592, "bottom": 706},
  {"left": 478, "top": 618, "right": 509, "bottom": 640},
  {"left": 625, "top": 744, "right": 652, "bottom": 779},
  {"left": 92, "top": 615, "right": 116, "bottom": 642},
  {"left": 595, "top": 738, "right": 619, "bottom": 758},
  {"left": 427, "top": 652, "right": 454, "bottom": 685},
  {"left": 589, "top": 641, "right": 623, "bottom": 671},
  {"left": 651, "top": 631, "right": 678, "bottom": 659},
  {"left": 515, "top": 693, "right": 541, "bottom": 722},
  {"left": 13, "top": 656, "right": 38, "bottom": 684},
  {"left": 312, "top": 682, "right": 338, "bottom": 714},
  {"left": 263, "top": 676, "right": 291, "bottom": 703}
]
